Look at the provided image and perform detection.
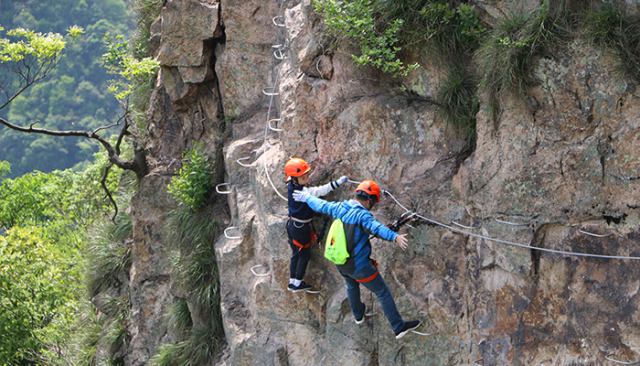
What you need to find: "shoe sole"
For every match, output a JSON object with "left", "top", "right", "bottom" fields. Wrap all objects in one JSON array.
[
  {"left": 355, "top": 318, "right": 364, "bottom": 324},
  {"left": 395, "top": 321, "right": 421, "bottom": 339}
]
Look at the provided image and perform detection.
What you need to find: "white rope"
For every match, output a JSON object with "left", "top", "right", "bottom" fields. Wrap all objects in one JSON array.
[
  {"left": 349, "top": 179, "right": 640, "bottom": 260},
  {"left": 260, "top": 15, "right": 288, "bottom": 202},
  {"left": 413, "top": 212, "right": 640, "bottom": 260}
]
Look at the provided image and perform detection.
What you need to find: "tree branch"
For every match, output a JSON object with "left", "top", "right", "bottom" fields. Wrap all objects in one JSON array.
[
  {"left": 0, "top": 117, "right": 146, "bottom": 177},
  {"left": 101, "top": 163, "right": 118, "bottom": 222}
]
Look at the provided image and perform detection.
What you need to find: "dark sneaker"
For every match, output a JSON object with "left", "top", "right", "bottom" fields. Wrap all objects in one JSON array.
[
  {"left": 287, "top": 284, "right": 295, "bottom": 291},
  {"left": 395, "top": 320, "right": 421, "bottom": 339},
  {"left": 355, "top": 315, "right": 364, "bottom": 325},
  {"left": 292, "top": 281, "right": 312, "bottom": 293}
]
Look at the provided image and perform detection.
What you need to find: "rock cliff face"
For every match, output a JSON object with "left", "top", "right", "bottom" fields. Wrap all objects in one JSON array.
[{"left": 126, "top": 0, "right": 640, "bottom": 365}]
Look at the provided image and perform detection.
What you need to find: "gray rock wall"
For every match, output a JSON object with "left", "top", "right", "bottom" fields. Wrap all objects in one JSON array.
[{"left": 126, "top": 0, "right": 640, "bottom": 365}]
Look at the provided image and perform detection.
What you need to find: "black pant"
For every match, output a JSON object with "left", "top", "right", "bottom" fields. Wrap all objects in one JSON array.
[{"left": 287, "top": 220, "right": 312, "bottom": 280}]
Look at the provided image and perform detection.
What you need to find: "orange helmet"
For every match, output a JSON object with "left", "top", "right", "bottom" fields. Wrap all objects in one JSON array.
[
  {"left": 355, "top": 180, "right": 381, "bottom": 203},
  {"left": 285, "top": 158, "right": 311, "bottom": 180}
]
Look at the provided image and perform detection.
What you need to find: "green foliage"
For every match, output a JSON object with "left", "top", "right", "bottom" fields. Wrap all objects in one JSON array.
[
  {"left": 314, "top": 0, "right": 484, "bottom": 76},
  {"left": 0, "top": 153, "right": 128, "bottom": 364},
  {"left": 419, "top": 2, "right": 483, "bottom": 62},
  {"left": 436, "top": 67, "right": 478, "bottom": 140},
  {"left": 0, "top": 0, "right": 132, "bottom": 178},
  {"left": 585, "top": 1, "right": 640, "bottom": 81},
  {"left": 102, "top": 33, "right": 160, "bottom": 101},
  {"left": 166, "top": 298, "right": 193, "bottom": 336},
  {"left": 0, "top": 227, "right": 82, "bottom": 365},
  {"left": 130, "top": 0, "right": 165, "bottom": 59},
  {"left": 70, "top": 298, "right": 129, "bottom": 366},
  {"left": 150, "top": 207, "right": 225, "bottom": 366},
  {"left": 474, "top": 0, "right": 557, "bottom": 120},
  {"left": 168, "top": 143, "right": 217, "bottom": 211},
  {"left": 149, "top": 328, "right": 223, "bottom": 366},
  {"left": 0, "top": 150, "right": 121, "bottom": 232},
  {"left": 314, "top": 0, "right": 419, "bottom": 77},
  {"left": 0, "top": 161, "right": 9, "bottom": 178},
  {"left": 85, "top": 213, "right": 132, "bottom": 297},
  {"left": 0, "top": 27, "right": 66, "bottom": 63}
]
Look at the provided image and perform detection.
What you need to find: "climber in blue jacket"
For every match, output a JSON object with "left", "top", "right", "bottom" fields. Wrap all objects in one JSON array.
[{"left": 292, "top": 180, "right": 421, "bottom": 339}]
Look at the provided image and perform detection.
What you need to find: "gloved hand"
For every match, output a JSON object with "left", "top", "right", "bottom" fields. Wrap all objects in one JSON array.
[
  {"left": 292, "top": 190, "right": 310, "bottom": 202},
  {"left": 336, "top": 176, "right": 349, "bottom": 186}
]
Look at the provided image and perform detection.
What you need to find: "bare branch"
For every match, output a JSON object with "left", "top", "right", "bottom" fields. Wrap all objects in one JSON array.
[
  {"left": 101, "top": 163, "right": 118, "bottom": 222},
  {"left": 0, "top": 117, "right": 145, "bottom": 177},
  {"left": 93, "top": 120, "right": 123, "bottom": 134}
]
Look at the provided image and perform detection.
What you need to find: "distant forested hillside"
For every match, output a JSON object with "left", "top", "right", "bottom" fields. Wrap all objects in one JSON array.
[{"left": 0, "top": 0, "right": 132, "bottom": 178}]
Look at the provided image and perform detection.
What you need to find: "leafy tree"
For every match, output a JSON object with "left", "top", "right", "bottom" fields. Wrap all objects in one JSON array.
[
  {"left": 0, "top": 223, "right": 82, "bottom": 365},
  {"left": 0, "top": 154, "right": 128, "bottom": 364},
  {"left": 0, "top": 25, "right": 160, "bottom": 219},
  {"left": 0, "top": 0, "right": 132, "bottom": 178}
]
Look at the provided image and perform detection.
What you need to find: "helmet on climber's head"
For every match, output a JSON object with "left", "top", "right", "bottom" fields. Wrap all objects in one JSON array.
[
  {"left": 355, "top": 180, "right": 381, "bottom": 205},
  {"left": 285, "top": 158, "right": 311, "bottom": 185}
]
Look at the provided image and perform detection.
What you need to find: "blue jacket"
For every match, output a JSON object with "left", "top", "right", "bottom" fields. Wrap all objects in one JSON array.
[{"left": 306, "top": 195, "right": 398, "bottom": 274}]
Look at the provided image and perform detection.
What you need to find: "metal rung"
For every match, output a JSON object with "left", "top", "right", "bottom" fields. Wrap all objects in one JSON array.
[
  {"left": 262, "top": 87, "right": 279, "bottom": 96},
  {"left": 272, "top": 16, "right": 285, "bottom": 27},
  {"left": 269, "top": 119, "right": 282, "bottom": 132},
  {"left": 411, "top": 329, "right": 439, "bottom": 337},
  {"left": 224, "top": 227, "right": 242, "bottom": 240},
  {"left": 606, "top": 353, "right": 640, "bottom": 365},
  {"left": 305, "top": 288, "right": 326, "bottom": 294},
  {"left": 216, "top": 183, "right": 232, "bottom": 194},
  {"left": 452, "top": 221, "right": 479, "bottom": 230},
  {"left": 496, "top": 215, "right": 530, "bottom": 226},
  {"left": 251, "top": 265, "right": 270, "bottom": 277},
  {"left": 579, "top": 227, "right": 611, "bottom": 237},
  {"left": 237, "top": 157, "right": 254, "bottom": 167},
  {"left": 274, "top": 49, "right": 289, "bottom": 60}
]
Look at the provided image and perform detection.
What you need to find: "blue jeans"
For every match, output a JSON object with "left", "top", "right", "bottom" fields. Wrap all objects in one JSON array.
[{"left": 340, "top": 260, "right": 405, "bottom": 334}]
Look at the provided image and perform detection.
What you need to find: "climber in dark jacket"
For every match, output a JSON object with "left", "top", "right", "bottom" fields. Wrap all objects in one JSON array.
[
  {"left": 285, "top": 158, "right": 348, "bottom": 293},
  {"left": 292, "top": 180, "right": 421, "bottom": 339}
]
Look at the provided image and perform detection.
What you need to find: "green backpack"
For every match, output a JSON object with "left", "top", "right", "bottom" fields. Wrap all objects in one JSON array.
[{"left": 325, "top": 218, "right": 349, "bottom": 265}]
